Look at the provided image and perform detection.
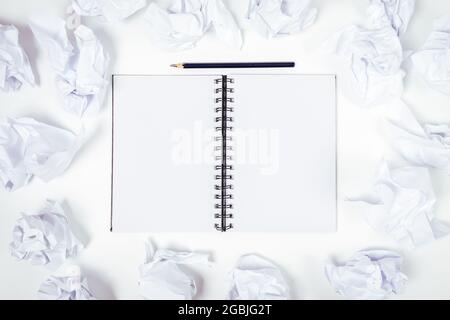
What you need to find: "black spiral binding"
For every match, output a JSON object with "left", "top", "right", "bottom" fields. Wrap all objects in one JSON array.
[{"left": 214, "top": 75, "right": 234, "bottom": 232}]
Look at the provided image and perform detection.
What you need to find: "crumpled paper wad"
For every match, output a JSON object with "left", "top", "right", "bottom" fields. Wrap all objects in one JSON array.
[
  {"left": 9, "top": 200, "right": 84, "bottom": 270},
  {"left": 411, "top": 12, "right": 450, "bottom": 96},
  {"left": 138, "top": 241, "right": 210, "bottom": 299},
  {"left": 29, "top": 15, "right": 109, "bottom": 116},
  {"left": 227, "top": 254, "right": 289, "bottom": 300},
  {"left": 0, "top": 24, "right": 35, "bottom": 91},
  {"left": 367, "top": 0, "right": 416, "bottom": 36},
  {"left": 325, "top": 24, "right": 405, "bottom": 107},
  {"left": 325, "top": 250, "right": 408, "bottom": 300},
  {"left": 349, "top": 161, "right": 450, "bottom": 247},
  {"left": 246, "top": 0, "right": 317, "bottom": 38},
  {"left": 144, "top": 0, "right": 242, "bottom": 51},
  {"left": 0, "top": 117, "right": 83, "bottom": 191},
  {"left": 382, "top": 100, "right": 450, "bottom": 170},
  {"left": 72, "top": 0, "right": 147, "bottom": 22},
  {"left": 38, "top": 265, "right": 95, "bottom": 300}
]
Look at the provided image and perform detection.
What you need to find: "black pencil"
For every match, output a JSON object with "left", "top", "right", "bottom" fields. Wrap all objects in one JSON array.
[{"left": 170, "top": 62, "right": 295, "bottom": 69}]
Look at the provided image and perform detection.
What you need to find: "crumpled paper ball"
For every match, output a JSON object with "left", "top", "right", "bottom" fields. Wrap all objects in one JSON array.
[
  {"left": 72, "top": 0, "right": 146, "bottom": 22},
  {"left": 366, "top": 0, "right": 416, "bottom": 36},
  {"left": 349, "top": 160, "right": 450, "bottom": 247},
  {"left": 246, "top": 0, "right": 317, "bottom": 39},
  {"left": 138, "top": 241, "right": 210, "bottom": 299},
  {"left": 325, "top": 24, "right": 405, "bottom": 107},
  {"left": 144, "top": 0, "right": 242, "bottom": 51},
  {"left": 325, "top": 250, "right": 408, "bottom": 300},
  {"left": 0, "top": 24, "right": 35, "bottom": 91},
  {"left": 9, "top": 200, "right": 84, "bottom": 270},
  {"left": 411, "top": 12, "right": 450, "bottom": 97},
  {"left": 29, "top": 15, "right": 110, "bottom": 116},
  {"left": 38, "top": 265, "right": 95, "bottom": 300},
  {"left": 0, "top": 117, "right": 83, "bottom": 191},
  {"left": 227, "top": 254, "right": 289, "bottom": 300},
  {"left": 382, "top": 100, "right": 450, "bottom": 171}
]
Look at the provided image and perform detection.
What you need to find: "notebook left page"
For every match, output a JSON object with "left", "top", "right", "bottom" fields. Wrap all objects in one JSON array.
[{"left": 112, "top": 75, "right": 218, "bottom": 232}]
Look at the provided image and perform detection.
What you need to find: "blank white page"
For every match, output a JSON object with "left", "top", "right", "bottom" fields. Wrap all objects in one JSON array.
[
  {"left": 112, "top": 75, "right": 217, "bottom": 232},
  {"left": 231, "top": 74, "right": 336, "bottom": 232}
]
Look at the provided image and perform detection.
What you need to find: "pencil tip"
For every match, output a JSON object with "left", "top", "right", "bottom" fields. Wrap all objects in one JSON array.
[{"left": 170, "top": 63, "right": 183, "bottom": 68}]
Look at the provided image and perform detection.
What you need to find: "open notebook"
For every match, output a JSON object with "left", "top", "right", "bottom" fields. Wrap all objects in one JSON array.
[{"left": 111, "top": 74, "right": 336, "bottom": 232}]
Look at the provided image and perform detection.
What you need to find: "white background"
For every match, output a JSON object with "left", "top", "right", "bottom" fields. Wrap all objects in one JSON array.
[{"left": 1, "top": 0, "right": 450, "bottom": 300}]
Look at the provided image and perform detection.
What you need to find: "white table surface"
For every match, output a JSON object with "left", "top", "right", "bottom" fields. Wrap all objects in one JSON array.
[{"left": 1, "top": 0, "right": 450, "bottom": 300}]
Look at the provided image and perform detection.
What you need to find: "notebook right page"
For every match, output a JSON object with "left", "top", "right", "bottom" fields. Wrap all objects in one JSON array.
[{"left": 232, "top": 74, "right": 336, "bottom": 232}]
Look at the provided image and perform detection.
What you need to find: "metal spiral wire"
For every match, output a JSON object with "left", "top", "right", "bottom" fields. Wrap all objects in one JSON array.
[{"left": 214, "top": 75, "right": 234, "bottom": 231}]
